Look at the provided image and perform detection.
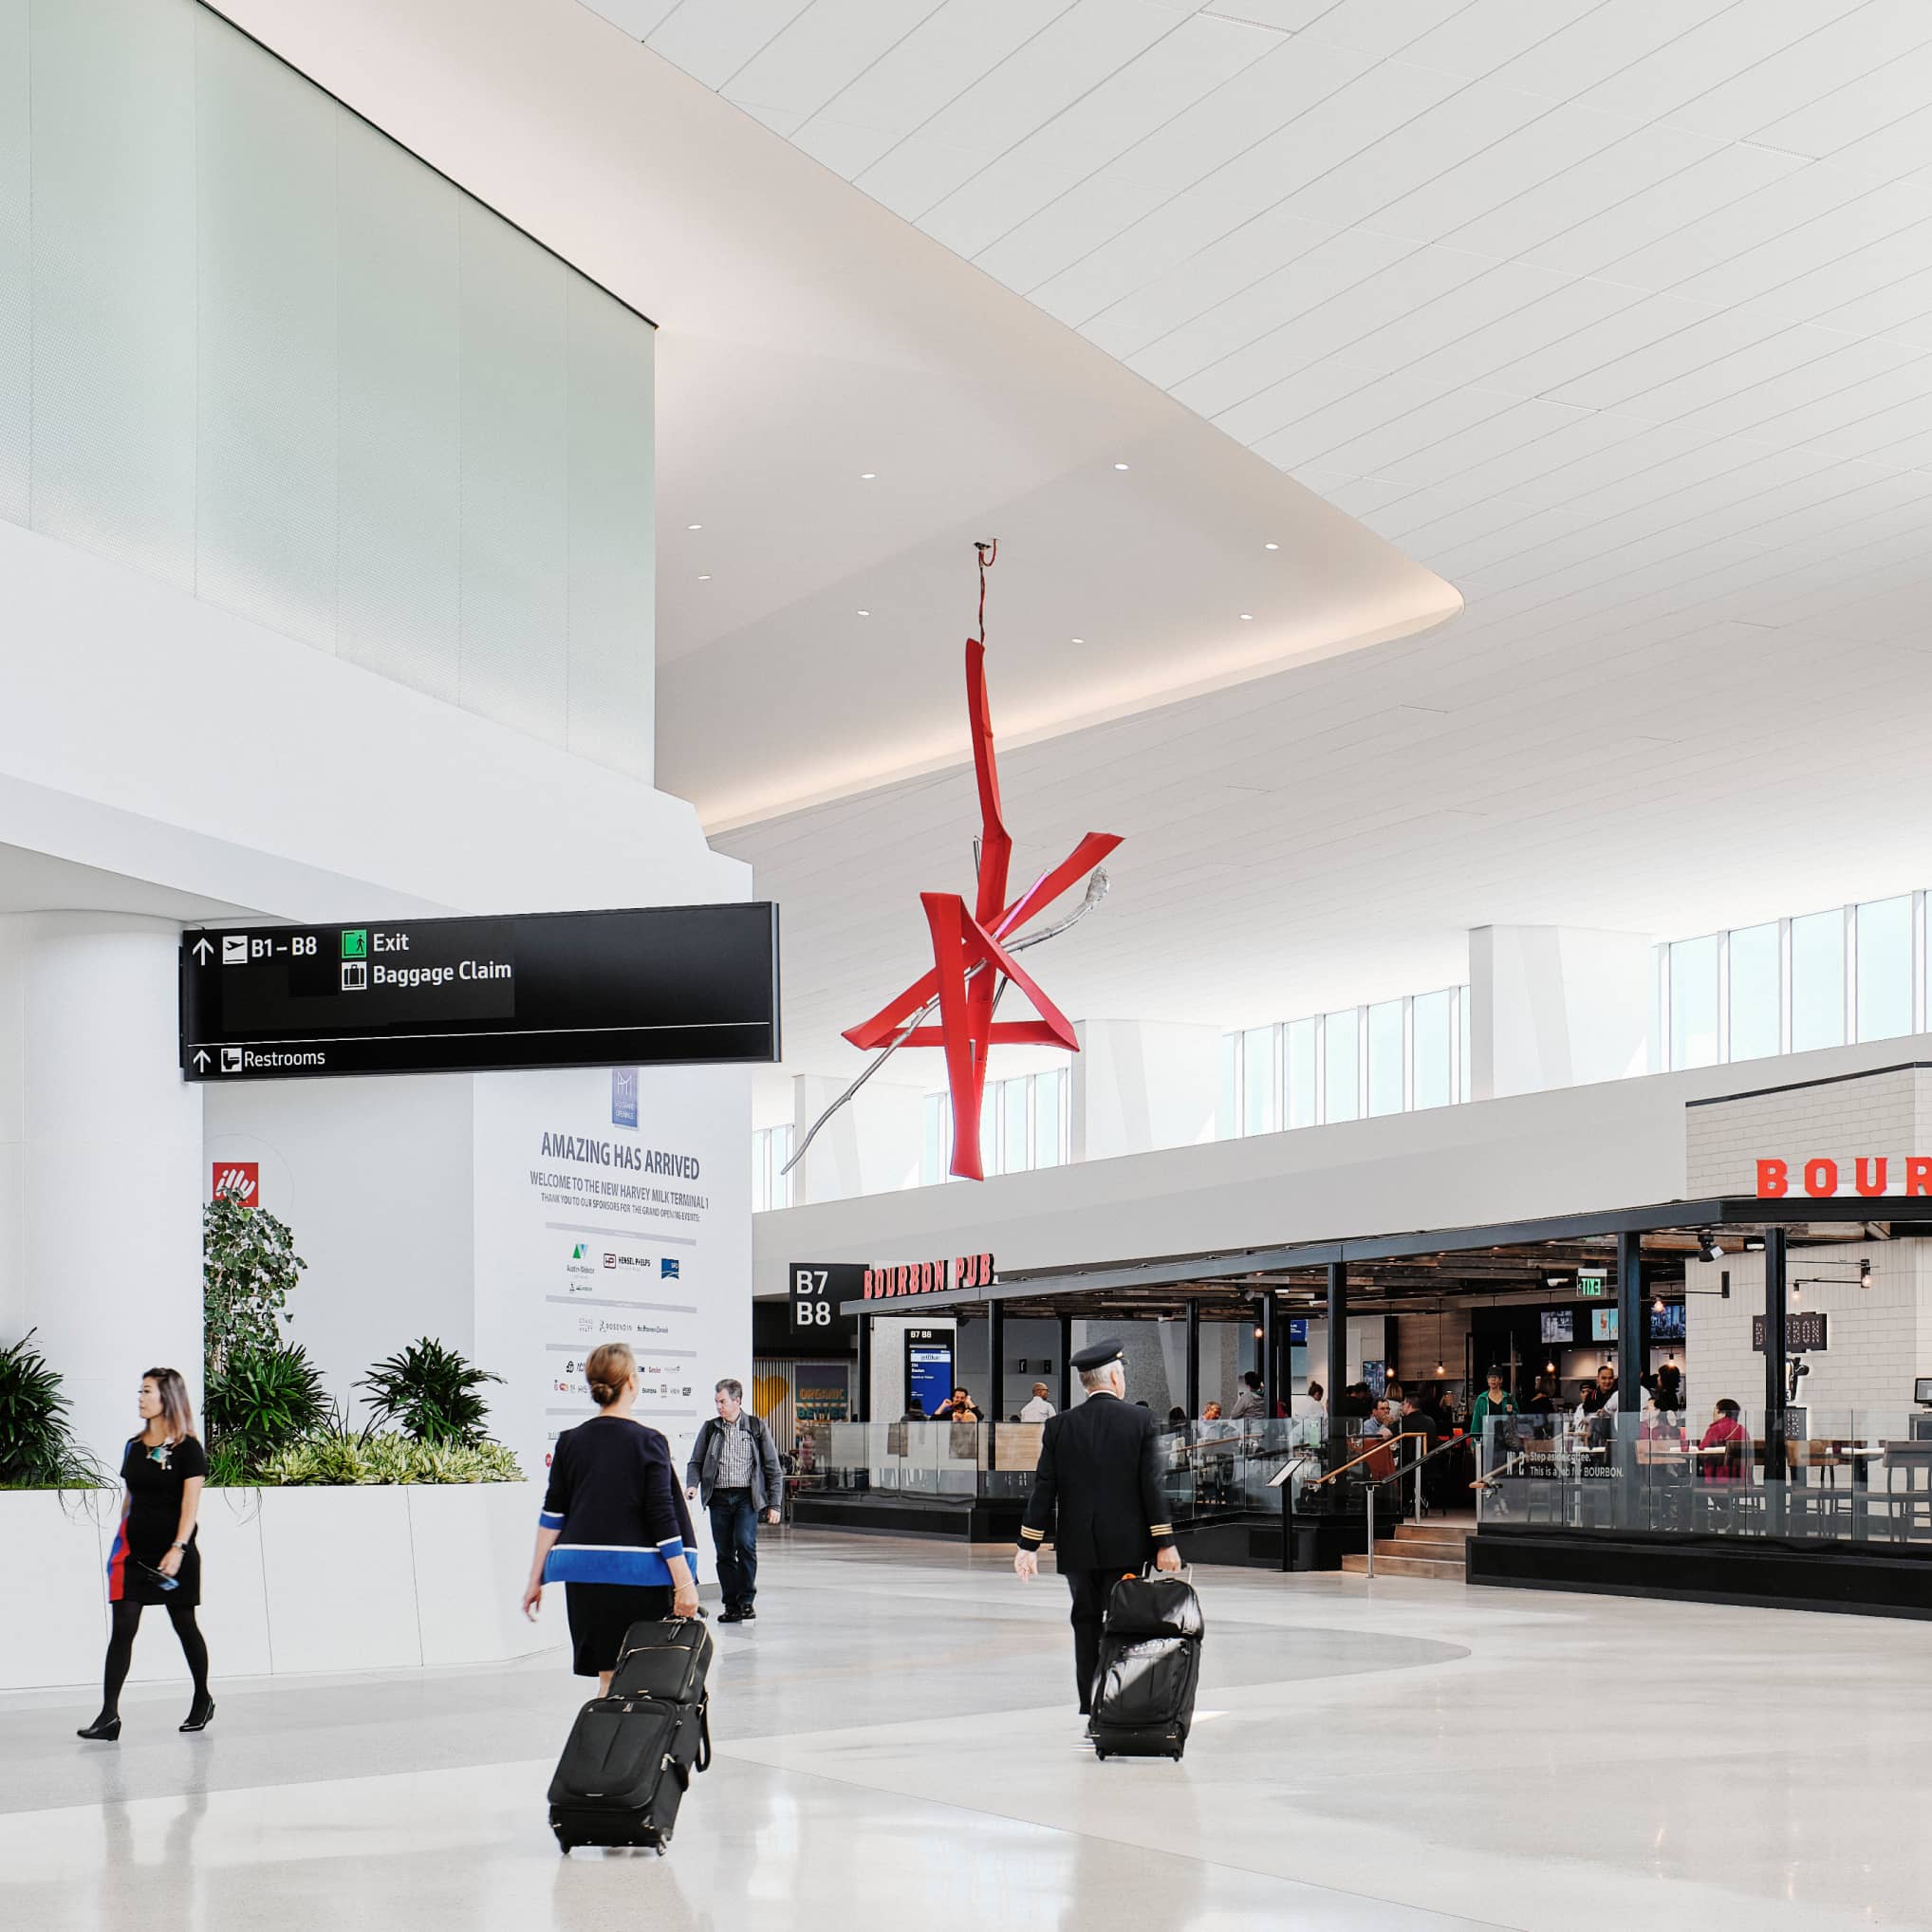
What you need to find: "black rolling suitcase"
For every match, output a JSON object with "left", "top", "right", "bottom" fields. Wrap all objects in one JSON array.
[
  {"left": 548, "top": 1618, "right": 715, "bottom": 1853},
  {"left": 1087, "top": 1570, "right": 1202, "bottom": 1761}
]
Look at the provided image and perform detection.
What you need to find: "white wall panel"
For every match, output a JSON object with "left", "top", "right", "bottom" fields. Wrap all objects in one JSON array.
[
  {"left": 457, "top": 202, "right": 570, "bottom": 748},
  {"left": 566, "top": 278, "right": 656, "bottom": 778},
  {"left": 335, "top": 109, "right": 463, "bottom": 703},
  {"left": 28, "top": 0, "right": 196, "bottom": 585},
  {"left": 1, "top": 0, "right": 655, "bottom": 781},
  {"left": 0, "top": 0, "right": 25, "bottom": 527},
  {"left": 195, "top": 18, "right": 339, "bottom": 650}
]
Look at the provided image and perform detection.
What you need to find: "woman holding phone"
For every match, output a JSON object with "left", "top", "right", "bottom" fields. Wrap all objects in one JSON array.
[
  {"left": 523, "top": 1342, "right": 701, "bottom": 1694},
  {"left": 79, "top": 1367, "right": 214, "bottom": 1740}
]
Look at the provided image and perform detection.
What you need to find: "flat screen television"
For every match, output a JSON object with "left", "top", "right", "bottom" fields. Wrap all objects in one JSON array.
[
  {"left": 1649, "top": 1302, "right": 1686, "bottom": 1343},
  {"left": 1539, "top": 1309, "right": 1573, "bottom": 1345},
  {"left": 1916, "top": 1376, "right": 1932, "bottom": 1405},
  {"left": 1591, "top": 1307, "right": 1619, "bottom": 1343}
]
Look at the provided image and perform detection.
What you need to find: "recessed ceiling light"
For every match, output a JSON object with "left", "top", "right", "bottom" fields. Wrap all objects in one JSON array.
[
  {"left": 1113, "top": 462, "right": 1129, "bottom": 471},
  {"left": 857, "top": 609, "right": 870, "bottom": 617},
  {"left": 860, "top": 472, "right": 876, "bottom": 480},
  {"left": 697, "top": 574, "right": 711, "bottom": 581},
  {"left": 1239, "top": 613, "right": 1254, "bottom": 621},
  {"left": 686, "top": 523, "right": 702, "bottom": 530},
  {"left": 1264, "top": 542, "right": 1279, "bottom": 550},
  {"left": 1071, "top": 637, "right": 1085, "bottom": 644}
]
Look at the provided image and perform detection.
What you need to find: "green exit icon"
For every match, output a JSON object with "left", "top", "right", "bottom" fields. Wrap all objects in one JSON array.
[{"left": 341, "top": 929, "right": 368, "bottom": 959}]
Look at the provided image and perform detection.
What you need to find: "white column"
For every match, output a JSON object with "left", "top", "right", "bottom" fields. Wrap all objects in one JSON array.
[
  {"left": 1070, "top": 1019, "right": 1218, "bottom": 1163},
  {"left": 1468, "top": 925, "right": 1652, "bottom": 1102},
  {"left": 790, "top": 1074, "right": 922, "bottom": 1204},
  {"left": 0, "top": 915, "right": 204, "bottom": 1467}
]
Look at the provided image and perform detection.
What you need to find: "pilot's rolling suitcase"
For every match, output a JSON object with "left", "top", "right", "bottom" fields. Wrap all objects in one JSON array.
[
  {"left": 1087, "top": 1570, "right": 1202, "bottom": 1761},
  {"left": 548, "top": 1618, "right": 714, "bottom": 1852}
]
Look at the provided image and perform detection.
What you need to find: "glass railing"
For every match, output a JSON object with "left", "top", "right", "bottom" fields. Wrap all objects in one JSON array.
[
  {"left": 1475, "top": 1408, "right": 1932, "bottom": 1544},
  {"left": 789, "top": 1415, "right": 1472, "bottom": 1526}
]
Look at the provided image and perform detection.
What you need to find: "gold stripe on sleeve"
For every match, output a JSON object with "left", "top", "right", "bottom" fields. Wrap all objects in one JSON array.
[
  {"left": 1019, "top": 1526, "right": 1046, "bottom": 1543},
  {"left": 1148, "top": 1523, "right": 1174, "bottom": 1535}
]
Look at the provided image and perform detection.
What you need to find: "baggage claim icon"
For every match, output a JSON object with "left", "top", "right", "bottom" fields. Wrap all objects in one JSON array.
[{"left": 789, "top": 544, "right": 1122, "bottom": 1182}]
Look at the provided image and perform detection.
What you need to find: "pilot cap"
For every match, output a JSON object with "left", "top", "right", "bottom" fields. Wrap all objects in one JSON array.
[{"left": 1069, "top": 1340, "right": 1125, "bottom": 1373}]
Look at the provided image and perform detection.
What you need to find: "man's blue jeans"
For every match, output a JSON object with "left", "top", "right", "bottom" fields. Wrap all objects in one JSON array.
[{"left": 709, "top": 1488, "right": 759, "bottom": 1611}]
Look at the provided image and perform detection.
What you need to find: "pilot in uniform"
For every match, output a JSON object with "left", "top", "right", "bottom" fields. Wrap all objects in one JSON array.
[{"left": 1012, "top": 1339, "right": 1181, "bottom": 1713}]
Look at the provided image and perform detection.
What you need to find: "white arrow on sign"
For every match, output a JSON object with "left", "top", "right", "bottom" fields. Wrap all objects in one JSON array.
[
  {"left": 192, "top": 1049, "right": 210, "bottom": 1070},
  {"left": 192, "top": 937, "right": 214, "bottom": 962}
]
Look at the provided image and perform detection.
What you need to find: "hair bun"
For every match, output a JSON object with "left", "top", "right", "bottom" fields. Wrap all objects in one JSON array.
[{"left": 588, "top": 1379, "right": 617, "bottom": 1405}]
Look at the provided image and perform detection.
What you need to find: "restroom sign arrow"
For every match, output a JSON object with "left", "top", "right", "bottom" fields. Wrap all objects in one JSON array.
[
  {"left": 192, "top": 1049, "right": 211, "bottom": 1071},
  {"left": 192, "top": 937, "right": 214, "bottom": 963}
]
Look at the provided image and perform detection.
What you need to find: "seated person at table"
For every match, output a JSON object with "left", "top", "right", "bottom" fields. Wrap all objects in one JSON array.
[
  {"left": 1698, "top": 1399, "right": 1751, "bottom": 1482},
  {"left": 1361, "top": 1399, "right": 1395, "bottom": 1440},
  {"left": 1399, "top": 1392, "right": 1437, "bottom": 1440},
  {"left": 1639, "top": 1397, "right": 1685, "bottom": 1445},
  {"left": 1196, "top": 1400, "right": 1235, "bottom": 1442},
  {"left": 933, "top": 1387, "right": 981, "bottom": 1422},
  {"left": 901, "top": 1398, "right": 929, "bottom": 1421}
]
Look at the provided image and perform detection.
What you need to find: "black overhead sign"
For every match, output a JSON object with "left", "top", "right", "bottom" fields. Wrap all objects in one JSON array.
[
  {"left": 790, "top": 1263, "right": 865, "bottom": 1341},
  {"left": 180, "top": 903, "right": 779, "bottom": 1081}
]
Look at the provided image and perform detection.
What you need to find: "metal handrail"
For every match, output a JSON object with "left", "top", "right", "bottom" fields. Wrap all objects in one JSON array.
[{"left": 1309, "top": 1428, "right": 1467, "bottom": 1488}]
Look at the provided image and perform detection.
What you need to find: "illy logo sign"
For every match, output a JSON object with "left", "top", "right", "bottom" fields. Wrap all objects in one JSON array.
[{"left": 212, "top": 1161, "right": 260, "bottom": 1205}]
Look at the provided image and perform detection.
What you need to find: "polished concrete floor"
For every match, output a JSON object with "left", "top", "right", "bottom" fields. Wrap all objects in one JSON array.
[{"left": 5, "top": 1533, "right": 1931, "bottom": 1930}]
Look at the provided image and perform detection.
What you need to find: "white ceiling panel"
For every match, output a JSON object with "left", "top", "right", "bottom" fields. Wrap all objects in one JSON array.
[
  {"left": 852, "top": 0, "right": 1182, "bottom": 220},
  {"left": 645, "top": 0, "right": 810, "bottom": 87},
  {"left": 917, "top": 13, "right": 1277, "bottom": 259},
  {"left": 1521, "top": 141, "right": 1809, "bottom": 279},
  {"left": 1287, "top": 0, "right": 1477, "bottom": 61},
  {"left": 547, "top": 0, "right": 1932, "bottom": 1072},
  {"left": 799, "top": 0, "right": 1064, "bottom": 141},
  {"left": 1125, "top": 226, "right": 1419, "bottom": 390},
  {"left": 1656, "top": 5, "right": 1932, "bottom": 145},
  {"left": 723, "top": 0, "right": 945, "bottom": 121},
  {"left": 1569, "top": 0, "right": 1866, "bottom": 130}
]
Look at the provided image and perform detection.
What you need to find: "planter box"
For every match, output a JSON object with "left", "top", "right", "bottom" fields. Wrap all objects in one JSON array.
[{"left": 0, "top": 1479, "right": 554, "bottom": 1691}]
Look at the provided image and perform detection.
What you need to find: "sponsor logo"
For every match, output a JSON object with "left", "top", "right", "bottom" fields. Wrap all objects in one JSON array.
[
  {"left": 611, "top": 1068, "right": 639, "bottom": 1129},
  {"left": 571, "top": 1243, "right": 587, "bottom": 1260},
  {"left": 567, "top": 1279, "right": 593, "bottom": 1295},
  {"left": 578, "top": 1318, "right": 593, "bottom": 1333},
  {"left": 604, "top": 1253, "right": 618, "bottom": 1270},
  {"left": 212, "top": 1161, "right": 259, "bottom": 1205},
  {"left": 660, "top": 1257, "right": 680, "bottom": 1279}
]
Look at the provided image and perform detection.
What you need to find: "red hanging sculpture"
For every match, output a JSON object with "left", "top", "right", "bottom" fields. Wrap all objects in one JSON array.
[{"left": 799, "top": 544, "right": 1123, "bottom": 1182}]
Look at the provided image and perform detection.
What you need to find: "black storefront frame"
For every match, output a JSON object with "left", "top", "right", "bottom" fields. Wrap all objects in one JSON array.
[{"left": 840, "top": 1193, "right": 1925, "bottom": 1607}]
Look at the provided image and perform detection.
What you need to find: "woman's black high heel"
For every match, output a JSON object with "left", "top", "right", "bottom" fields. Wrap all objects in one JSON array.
[
  {"left": 179, "top": 1696, "right": 215, "bottom": 1734},
  {"left": 77, "top": 1715, "right": 121, "bottom": 1741}
]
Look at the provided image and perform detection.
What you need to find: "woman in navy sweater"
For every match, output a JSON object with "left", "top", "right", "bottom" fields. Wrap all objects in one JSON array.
[{"left": 522, "top": 1342, "right": 700, "bottom": 1690}]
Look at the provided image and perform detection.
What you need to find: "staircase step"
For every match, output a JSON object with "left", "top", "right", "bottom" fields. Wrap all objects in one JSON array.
[
  {"left": 1340, "top": 1553, "right": 1467, "bottom": 1581},
  {"left": 1375, "top": 1537, "right": 1467, "bottom": 1561},
  {"left": 1394, "top": 1521, "right": 1473, "bottom": 1543}
]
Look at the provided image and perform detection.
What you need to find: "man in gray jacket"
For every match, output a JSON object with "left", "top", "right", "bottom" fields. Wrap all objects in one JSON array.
[{"left": 684, "top": 1379, "right": 783, "bottom": 1623}]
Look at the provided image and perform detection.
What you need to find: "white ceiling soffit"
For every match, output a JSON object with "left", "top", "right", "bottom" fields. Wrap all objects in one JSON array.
[
  {"left": 210, "top": 0, "right": 1459, "bottom": 832},
  {"left": 605, "top": 0, "right": 1932, "bottom": 1071}
]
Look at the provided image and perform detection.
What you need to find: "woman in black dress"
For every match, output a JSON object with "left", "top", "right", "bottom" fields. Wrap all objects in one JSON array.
[
  {"left": 79, "top": 1367, "right": 214, "bottom": 1740},
  {"left": 522, "top": 1342, "right": 700, "bottom": 1692}
]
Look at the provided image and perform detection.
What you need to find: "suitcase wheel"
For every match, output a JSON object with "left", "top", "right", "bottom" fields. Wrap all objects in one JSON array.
[{"left": 553, "top": 1829, "right": 574, "bottom": 1854}]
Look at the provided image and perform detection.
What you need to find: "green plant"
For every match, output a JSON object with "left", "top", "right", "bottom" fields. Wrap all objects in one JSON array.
[
  {"left": 204, "top": 1344, "right": 328, "bottom": 1471},
  {"left": 0, "top": 1329, "right": 102, "bottom": 1489},
  {"left": 358, "top": 1337, "right": 501, "bottom": 1445},
  {"left": 204, "top": 1192, "right": 306, "bottom": 1384},
  {"left": 203, "top": 1438, "right": 253, "bottom": 1489},
  {"left": 253, "top": 1430, "right": 522, "bottom": 1486}
]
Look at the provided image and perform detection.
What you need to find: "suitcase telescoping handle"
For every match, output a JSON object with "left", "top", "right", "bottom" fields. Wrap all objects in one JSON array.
[{"left": 1124, "top": 1566, "right": 1195, "bottom": 1583}]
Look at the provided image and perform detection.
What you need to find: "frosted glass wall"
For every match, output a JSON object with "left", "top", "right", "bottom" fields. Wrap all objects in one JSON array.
[{"left": 0, "top": 0, "right": 656, "bottom": 779}]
